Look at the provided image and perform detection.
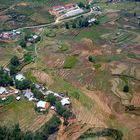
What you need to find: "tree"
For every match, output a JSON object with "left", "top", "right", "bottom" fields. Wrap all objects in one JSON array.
[
  {"left": 72, "top": 22, "right": 77, "bottom": 28},
  {"left": 46, "top": 93, "right": 57, "bottom": 106},
  {"left": 78, "top": 2, "right": 85, "bottom": 9},
  {"left": 20, "top": 40, "right": 27, "bottom": 48},
  {"left": 123, "top": 85, "right": 129, "bottom": 93},
  {"left": 88, "top": 56, "right": 96, "bottom": 63},
  {"left": 55, "top": 101, "right": 66, "bottom": 116},
  {"left": 0, "top": 69, "right": 13, "bottom": 87},
  {"left": 15, "top": 79, "right": 32, "bottom": 90},
  {"left": 62, "top": 109, "right": 72, "bottom": 120},
  {"left": 85, "top": 4, "right": 90, "bottom": 9},
  {"left": 78, "top": 19, "right": 83, "bottom": 28},
  {"left": 65, "top": 22, "right": 70, "bottom": 29},
  {"left": 32, "top": 88, "right": 44, "bottom": 100},
  {"left": 83, "top": 19, "right": 89, "bottom": 27},
  {"left": 10, "top": 56, "right": 20, "bottom": 66},
  {"left": 9, "top": 65, "right": 17, "bottom": 75}
]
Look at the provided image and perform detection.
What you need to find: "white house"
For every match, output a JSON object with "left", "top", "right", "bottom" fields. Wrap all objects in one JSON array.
[
  {"left": 64, "top": 8, "right": 84, "bottom": 17},
  {"left": 61, "top": 97, "right": 70, "bottom": 106},
  {"left": 88, "top": 18, "right": 97, "bottom": 24},
  {"left": 44, "top": 90, "right": 55, "bottom": 95},
  {"left": 2, "top": 97, "right": 7, "bottom": 101},
  {"left": 15, "top": 74, "right": 25, "bottom": 81},
  {"left": 24, "top": 91, "right": 33, "bottom": 99},
  {"left": 16, "top": 96, "right": 21, "bottom": 101},
  {"left": 37, "top": 101, "right": 48, "bottom": 109},
  {"left": 0, "top": 87, "right": 7, "bottom": 94}
]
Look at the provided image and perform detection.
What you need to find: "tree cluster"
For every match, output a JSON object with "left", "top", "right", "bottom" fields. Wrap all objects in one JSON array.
[
  {"left": 15, "top": 79, "right": 32, "bottom": 90},
  {"left": 0, "top": 115, "right": 60, "bottom": 140},
  {"left": 35, "top": 115, "right": 60, "bottom": 140},
  {"left": 46, "top": 93, "right": 72, "bottom": 120},
  {"left": 31, "top": 85, "right": 44, "bottom": 100},
  {"left": 65, "top": 18, "right": 95, "bottom": 29},
  {"left": 0, "top": 68, "right": 13, "bottom": 87},
  {"left": 9, "top": 56, "right": 20, "bottom": 75}
]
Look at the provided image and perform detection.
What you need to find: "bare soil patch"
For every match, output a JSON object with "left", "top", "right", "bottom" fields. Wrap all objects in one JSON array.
[{"left": 32, "top": 70, "right": 54, "bottom": 86}]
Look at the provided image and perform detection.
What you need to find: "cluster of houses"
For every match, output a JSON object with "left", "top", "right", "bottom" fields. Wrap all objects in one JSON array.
[
  {"left": 0, "top": 71, "right": 70, "bottom": 112},
  {"left": 49, "top": 3, "right": 84, "bottom": 19},
  {"left": 26, "top": 34, "right": 40, "bottom": 43},
  {"left": 0, "top": 30, "right": 21, "bottom": 40}
]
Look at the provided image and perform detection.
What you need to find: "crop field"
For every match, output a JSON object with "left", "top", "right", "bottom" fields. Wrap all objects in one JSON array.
[
  {"left": 0, "top": 99, "right": 53, "bottom": 132},
  {"left": 0, "top": 0, "right": 140, "bottom": 139}
]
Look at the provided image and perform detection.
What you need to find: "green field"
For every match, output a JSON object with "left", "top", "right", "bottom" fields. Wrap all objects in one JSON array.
[
  {"left": 0, "top": 100, "right": 37, "bottom": 127},
  {"left": 63, "top": 56, "right": 78, "bottom": 69}
]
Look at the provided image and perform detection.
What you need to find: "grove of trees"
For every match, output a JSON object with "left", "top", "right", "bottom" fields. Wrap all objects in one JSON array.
[{"left": 0, "top": 68, "right": 13, "bottom": 87}]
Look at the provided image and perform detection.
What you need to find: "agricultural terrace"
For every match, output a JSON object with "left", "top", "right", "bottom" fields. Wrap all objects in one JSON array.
[
  {"left": 0, "top": 98, "right": 53, "bottom": 132},
  {"left": 0, "top": 0, "right": 140, "bottom": 140}
]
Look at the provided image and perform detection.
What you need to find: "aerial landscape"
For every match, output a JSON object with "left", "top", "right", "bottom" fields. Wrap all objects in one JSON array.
[{"left": 0, "top": 0, "right": 140, "bottom": 140}]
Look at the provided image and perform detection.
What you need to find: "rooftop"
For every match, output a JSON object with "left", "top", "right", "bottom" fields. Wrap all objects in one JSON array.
[{"left": 15, "top": 74, "right": 25, "bottom": 81}]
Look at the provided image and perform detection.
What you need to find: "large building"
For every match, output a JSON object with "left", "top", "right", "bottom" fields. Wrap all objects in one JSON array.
[{"left": 49, "top": 3, "right": 83, "bottom": 19}]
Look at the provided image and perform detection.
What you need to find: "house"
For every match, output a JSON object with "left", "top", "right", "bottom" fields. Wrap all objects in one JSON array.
[
  {"left": 88, "top": 18, "right": 97, "bottom": 24},
  {"left": 15, "top": 90, "right": 19, "bottom": 94},
  {"left": 44, "top": 90, "right": 55, "bottom": 95},
  {"left": 3, "top": 67, "right": 10, "bottom": 75},
  {"left": 2, "top": 97, "right": 7, "bottom": 101},
  {"left": 16, "top": 96, "right": 21, "bottom": 101},
  {"left": 49, "top": 3, "right": 81, "bottom": 18},
  {"left": 0, "top": 87, "right": 7, "bottom": 95},
  {"left": 50, "top": 106, "right": 55, "bottom": 110},
  {"left": 61, "top": 97, "right": 70, "bottom": 106},
  {"left": 15, "top": 74, "right": 25, "bottom": 81},
  {"left": 92, "top": 6, "right": 101, "bottom": 11},
  {"left": 24, "top": 90, "right": 34, "bottom": 99},
  {"left": 37, "top": 101, "right": 49, "bottom": 109},
  {"left": 64, "top": 8, "right": 84, "bottom": 18},
  {"left": 35, "top": 84, "right": 46, "bottom": 91},
  {"left": 87, "top": 0, "right": 93, "bottom": 5}
]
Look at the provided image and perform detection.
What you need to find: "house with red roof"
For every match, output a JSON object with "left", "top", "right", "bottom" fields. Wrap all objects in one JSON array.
[{"left": 49, "top": 3, "right": 80, "bottom": 18}]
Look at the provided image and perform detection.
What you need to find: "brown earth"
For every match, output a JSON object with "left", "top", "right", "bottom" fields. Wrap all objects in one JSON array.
[{"left": 32, "top": 70, "right": 54, "bottom": 86}]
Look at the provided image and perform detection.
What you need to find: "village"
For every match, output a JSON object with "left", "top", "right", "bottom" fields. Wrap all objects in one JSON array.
[
  {"left": 0, "top": 68, "right": 71, "bottom": 112},
  {"left": 0, "top": 0, "right": 140, "bottom": 139}
]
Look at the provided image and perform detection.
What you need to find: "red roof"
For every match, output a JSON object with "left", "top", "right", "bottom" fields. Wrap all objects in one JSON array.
[
  {"left": 64, "top": 3, "right": 74, "bottom": 8},
  {"left": 52, "top": 6, "right": 64, "bottom": 10}
]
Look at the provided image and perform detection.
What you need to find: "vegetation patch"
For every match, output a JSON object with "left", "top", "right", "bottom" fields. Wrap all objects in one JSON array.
[
  {"left": 94, "top": 63, "right": 101, "bottom": 69},
  {"left": 63, "top": 56, "right": 78, "bottom": 69},
  {"left": 78, "top": 128, "right": 123, "bottom": 140},
  {"left": 50, "top": 76, "right": 94, "bottom": 109},
  {"left": 89, "top": 55, "right": 123, "bottom": 63}
]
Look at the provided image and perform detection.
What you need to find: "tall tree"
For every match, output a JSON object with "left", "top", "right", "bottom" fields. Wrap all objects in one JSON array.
[{"left": 10, "top": 56, "right": 20, "bottom": 66}]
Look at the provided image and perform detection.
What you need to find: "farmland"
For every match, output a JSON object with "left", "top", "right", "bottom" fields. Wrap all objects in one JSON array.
[{"left": 0, "top": 0, "right": 140, "bottom": 140}]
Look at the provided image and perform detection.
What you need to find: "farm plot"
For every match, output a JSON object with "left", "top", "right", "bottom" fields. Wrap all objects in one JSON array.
[
  {"left": 102, "top": 30, "right": 137, "bottom": 46},
  {"left": 0, "top": 100, "right": 52, "bottom": 132}
]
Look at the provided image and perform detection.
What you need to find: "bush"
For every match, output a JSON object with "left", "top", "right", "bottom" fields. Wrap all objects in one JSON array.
[
  {"left": 123, "top": 85, "right": 129, "bottom": 93},
  {"left": 10, "top": 56, "right": 20, "bottom": 66},
  {"left": 88, "top": 56, "right": 96, "bottom": 63}
]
